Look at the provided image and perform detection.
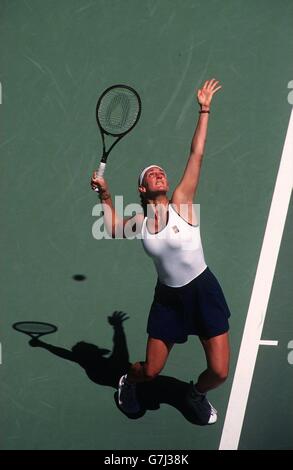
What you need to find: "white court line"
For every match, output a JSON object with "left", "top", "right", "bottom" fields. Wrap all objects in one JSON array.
[
  {"left": 219, "top": 109, "right": 293, "bottom": 450},
  {"left": 259, "top": 340, "right": 278, "bottom": 346}
]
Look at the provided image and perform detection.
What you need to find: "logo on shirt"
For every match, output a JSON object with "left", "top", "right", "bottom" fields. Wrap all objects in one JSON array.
[{"left": 172, "top": 225, "right": 180, "bottom": 234}]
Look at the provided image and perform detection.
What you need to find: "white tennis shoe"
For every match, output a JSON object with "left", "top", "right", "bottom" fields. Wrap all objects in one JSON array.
[
  {"left": 186, "top": 381, "right": 218, "bottom": 424},
  {"left": 118, "top": 374, "right": 141, "bottom": 414}
]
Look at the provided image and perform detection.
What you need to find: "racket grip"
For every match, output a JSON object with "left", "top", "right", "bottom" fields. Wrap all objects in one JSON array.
[
  {"left": 93, "top": 162, "right": 106, "bottom": 193},
  {"left": 97, "top": 162, "right": 106, "bottom": 177}
]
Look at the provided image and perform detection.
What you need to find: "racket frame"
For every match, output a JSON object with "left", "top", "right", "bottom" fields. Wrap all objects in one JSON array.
[
  {"left": 13, "top": 321, "right": 58, "bottom": 339},
  {"left": 95, "top": 84, "right": 141, "bottom": 179}
]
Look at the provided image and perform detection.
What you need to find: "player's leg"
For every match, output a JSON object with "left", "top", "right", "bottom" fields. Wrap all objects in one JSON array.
[
  {"left": 128, "top": 336, "right": 173, "bottom": 382},
  {"left": 196, "top": 331, "right": 230, "bottom": 392},
  {"left": 186, "top": 332, "right": 230, "bottom": 425},
  {"left": 118, "top": 336, "right": 173, "bottom": 414}
]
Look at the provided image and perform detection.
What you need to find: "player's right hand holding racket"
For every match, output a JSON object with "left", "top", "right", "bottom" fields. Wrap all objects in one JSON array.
[{"left": 91, "top": 173, "right": 108, "bottom": 194}]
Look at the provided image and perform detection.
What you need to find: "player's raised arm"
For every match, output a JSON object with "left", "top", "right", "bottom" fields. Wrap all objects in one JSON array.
[{"left": 172, "top": 79, "right": 221, "bottom": 204}]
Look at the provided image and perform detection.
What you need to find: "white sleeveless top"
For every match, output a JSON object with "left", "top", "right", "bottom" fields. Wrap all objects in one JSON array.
[{"left": 141, "top": 204, "right": 207, "bottom": 287}]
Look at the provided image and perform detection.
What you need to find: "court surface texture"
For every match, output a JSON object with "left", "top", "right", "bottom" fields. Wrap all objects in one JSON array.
[{"left": 1, "top": 0, "right": 292, "bottom": 450}]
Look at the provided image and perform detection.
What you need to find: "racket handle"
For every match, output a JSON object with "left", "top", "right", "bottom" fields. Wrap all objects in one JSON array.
[
  {"left": 97, "top": 162, "right": 106, "bottom": 177},
  {"left": 93, "top": 162, "right": 106, "bottom": 193}
]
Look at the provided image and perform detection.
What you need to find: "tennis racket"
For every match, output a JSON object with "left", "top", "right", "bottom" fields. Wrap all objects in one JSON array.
[
  {"left": 93, "top": 84, "right": 141, "bottom": 191},
  {"left": 13, "top": 321, "right": 57, "bottom": 339}
]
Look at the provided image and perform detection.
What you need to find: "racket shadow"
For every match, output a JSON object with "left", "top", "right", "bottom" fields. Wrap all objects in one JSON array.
[{"left": 13, "top": 312, "right": 202, "bottom": 425}]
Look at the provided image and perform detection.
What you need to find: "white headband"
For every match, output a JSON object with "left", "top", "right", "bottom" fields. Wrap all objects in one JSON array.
[{"left": 138, "top": 165, "right": 166, "bottom": 186}]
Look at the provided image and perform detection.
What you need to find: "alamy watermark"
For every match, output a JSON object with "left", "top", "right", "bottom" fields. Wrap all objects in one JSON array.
[
  {"left": 92, "top": 197, "right": 200, "bottom": 245},
  {"left": 287, "top": 340, "right": 293, "bottom": 365},
  {"left": 287, "top": 80, "right": 293, "bottom": 105}
]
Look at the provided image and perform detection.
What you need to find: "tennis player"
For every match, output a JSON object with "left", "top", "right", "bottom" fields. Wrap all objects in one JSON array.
[{"left": 91, "top": 79, "right": 230, "bottom": 425}]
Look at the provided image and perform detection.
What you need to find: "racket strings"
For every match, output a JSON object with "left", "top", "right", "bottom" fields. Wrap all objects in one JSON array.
[
  {"left": 13, "top": 322, "right": 56, "bottom": 334},
  {"left": 98, "top": 87, "right": 140, "bottom": 135},
  {"left": 105, "top": 93, "right": 130, "bottom": 130}
]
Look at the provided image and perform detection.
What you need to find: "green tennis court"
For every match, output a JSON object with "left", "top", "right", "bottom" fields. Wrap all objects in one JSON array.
[{"left": 1, "top": 0, "right": 292, "bottom": 450}]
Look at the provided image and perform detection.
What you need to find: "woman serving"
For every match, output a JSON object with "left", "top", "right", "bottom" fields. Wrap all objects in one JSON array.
[{"left": 91, "top": 79, "right": 230, "bottom": 425}]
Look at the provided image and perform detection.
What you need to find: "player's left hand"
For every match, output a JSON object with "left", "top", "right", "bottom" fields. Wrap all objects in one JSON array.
[{"left": 197, "top": 79, "right": 222, "bottom": 109}]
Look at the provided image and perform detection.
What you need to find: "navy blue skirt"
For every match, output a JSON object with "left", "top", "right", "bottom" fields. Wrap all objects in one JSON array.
[{"left": 147, "top": 267, "right": 231, "bottom": 343}]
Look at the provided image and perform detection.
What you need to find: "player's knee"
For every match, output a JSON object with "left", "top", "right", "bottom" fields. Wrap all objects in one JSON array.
[
  {"left": 143, "top": 363, "right": 160, "bottom": 381},
  {"left": 211, "top": 366, "right": 229, "bottom": 383},
  {"left": 218, "top": 370, "right": 228, "bottom": 382}
]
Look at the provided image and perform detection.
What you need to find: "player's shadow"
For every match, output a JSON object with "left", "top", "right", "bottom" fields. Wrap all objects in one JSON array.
[
  {"left": 25, "top": 311, "right": 201, "bottom": 425},
  {"left": 27, "top": 311, "right": 130, "bottom": 388}
]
